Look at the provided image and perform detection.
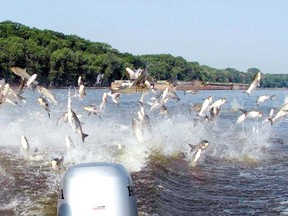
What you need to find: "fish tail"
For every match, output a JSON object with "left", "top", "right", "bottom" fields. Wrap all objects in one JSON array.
[
  {"left": 18, "top": 94, "right": 26, "bottom": 100},
  {"left": 268, "top": 118, "right": 273, "bottom": 125},
  {"left": 82, "top": 133, "right": 89, "bottom": 142},
  {"left": 243, "top": 90, "right": 250, "bottom": 95}
]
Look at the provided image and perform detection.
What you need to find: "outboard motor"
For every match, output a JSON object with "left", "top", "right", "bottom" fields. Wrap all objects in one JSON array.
[{"left": 57, "top": 162, "right": 138, "bottom": 216}]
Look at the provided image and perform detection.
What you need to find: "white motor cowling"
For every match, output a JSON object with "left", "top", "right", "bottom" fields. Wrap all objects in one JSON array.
[{"left": 57, "top": 162, "right": 138, "bottom": 216}]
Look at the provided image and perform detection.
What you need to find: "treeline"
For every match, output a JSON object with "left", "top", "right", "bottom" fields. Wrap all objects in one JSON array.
[{"left": 0, "top": 21, "right": 287, "bottom": 88}]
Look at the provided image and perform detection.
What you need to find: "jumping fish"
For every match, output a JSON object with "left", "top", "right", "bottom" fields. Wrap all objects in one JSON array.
[
  {"left": 37, "top": 85, "right": 57, "bottom": 104},
  {"left": 67, "top": 89, "right": 88, "bottom": 142},
  {"left": 68, "top": 109, "right": 88, "bottom": 142},
  {"left": 245, "top": 72, "right": 261, "bottom": 95},
  {"left": 190, "top": 103, "right": 202, "bottom": 112},
  {"left": 184, "top": 89, "right": 198, "bottom": 95},
  {"left": 262, "top": 108, "right": 274, "bottom": 124},
  {"left": 99, "top": 92, "right": 108, "bottom": 110},
  {"left": 144, "top": 80, "right": 154, "bottom": 90},
  {"left": 11, "top": 67, "right": 38, "bottom": 90},
  {"left": 199, "top": 96, "right": 213, "bottom": 117},
  {"left": 168, "top": 88, "right": 180, "bottom": 102},
  {"left": 0, "top": 82, "right": 23, "bottom": 105},
  {"left": 37, "top": 97, "right": 51, "bottom": 118},
  {"left": 84, "top": 105, "right": 101, "bottom": 118},
  {"left": 26, "top": 74, "right": 37, "bottom": 88},
  {"left": 51, "top": 157, "right": 65, "bottom": 172},
  {"left": 188, "top": 140, "right": 209, "bottom": 167},
  {"left": 17, "top": 78, "right": 27, "bottom": 95},
  {"left": 0, "top": 83, "right": 12, "bottom": 105},
  {"left": 235, "top": 115, "right": 247, "bottom": 124},
  {"left": 112, "top": 66, "right": 149, "bottom": 94},
  {"left": 247, "top": 110, "right": 263, "bottom": 119},
  {"left": 10, "top": 67, "right": 31, "bottom": 80},
  {"left": 269, "top": 102, "right": 288, "bottom": 125},
  {"left": 107, "top": 91, "right": 120, "bottom": 106},
  {"left": 78, "top": 84, "right": 86, "bottom": 99},
  {"left": 235, "top": 109, "right": 263, "bottom": 124},
  {"left": 149, "top": 87, "right": 169, "bottom": 112},
  {"left": 210, "top": 98, "right": 227, "bottom": 109},
  {"left": 126, "top": 67, "right": 142, "bottom": 80},
  {"left": 78, "top": 76, "right": 84, "bottom": 86},
  {"left": 21, "top": 135, "right": 30, "bottom": 153},
  {"left": 256, "top": 94, "right": 276, "bottom": 106},
  {"left": 137, "top": 106, "right": 145, "bottom": 122},
  {"left": 96, "top": 73, "right": 104, "bottom": 85},
  {"left": 132, "top": 68, "right": 147, "bottom": 86},
  {"left": 209, "top": 98, "right": 227, "bottom": 119},
  {"left": 77, "top": 76, "right": 85, "bottom": 98}
]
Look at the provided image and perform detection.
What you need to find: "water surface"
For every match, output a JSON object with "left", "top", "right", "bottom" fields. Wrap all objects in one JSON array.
[{"left": 0, "top": 88, "right": 288, "bottom": 215}]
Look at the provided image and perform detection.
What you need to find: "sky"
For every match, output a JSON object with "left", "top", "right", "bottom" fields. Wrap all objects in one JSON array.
[{"left": 1, "top": 0, "right": 288, "bottom": 74}]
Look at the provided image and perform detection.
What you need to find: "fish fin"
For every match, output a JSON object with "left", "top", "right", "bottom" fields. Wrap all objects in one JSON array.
[
  {"left": 60, "top": 156, "right": 64, "bottom": 163},
  {"left": 188, "top": 144, "right": 195, "bottom": 153}
]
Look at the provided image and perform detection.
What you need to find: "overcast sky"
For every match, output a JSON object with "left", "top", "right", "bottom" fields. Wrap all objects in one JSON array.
[{"left": 1, "top": 0, "right": 288, "bottom": 74}]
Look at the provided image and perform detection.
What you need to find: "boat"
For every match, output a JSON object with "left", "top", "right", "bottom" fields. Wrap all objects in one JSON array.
[{"left": 57, "top": 162, "right": 138, "bottom": 216}]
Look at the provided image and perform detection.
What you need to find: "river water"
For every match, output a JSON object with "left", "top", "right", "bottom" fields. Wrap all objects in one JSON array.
[{"left": 0, "top": 88, "right": 288, "bottom": 215}]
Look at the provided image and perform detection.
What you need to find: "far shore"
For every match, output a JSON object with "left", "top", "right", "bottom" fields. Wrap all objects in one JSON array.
[
  {"left": 28, "top": 86, "right": 288, "bottom": 91},
  {"left": 6, "top": 82, "right": 288, "bottom": 91}
]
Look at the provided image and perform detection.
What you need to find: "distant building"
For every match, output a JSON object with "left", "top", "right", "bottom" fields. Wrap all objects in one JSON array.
[{"left": 111, "top": 80, "right": 249, "bottom": 90}]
